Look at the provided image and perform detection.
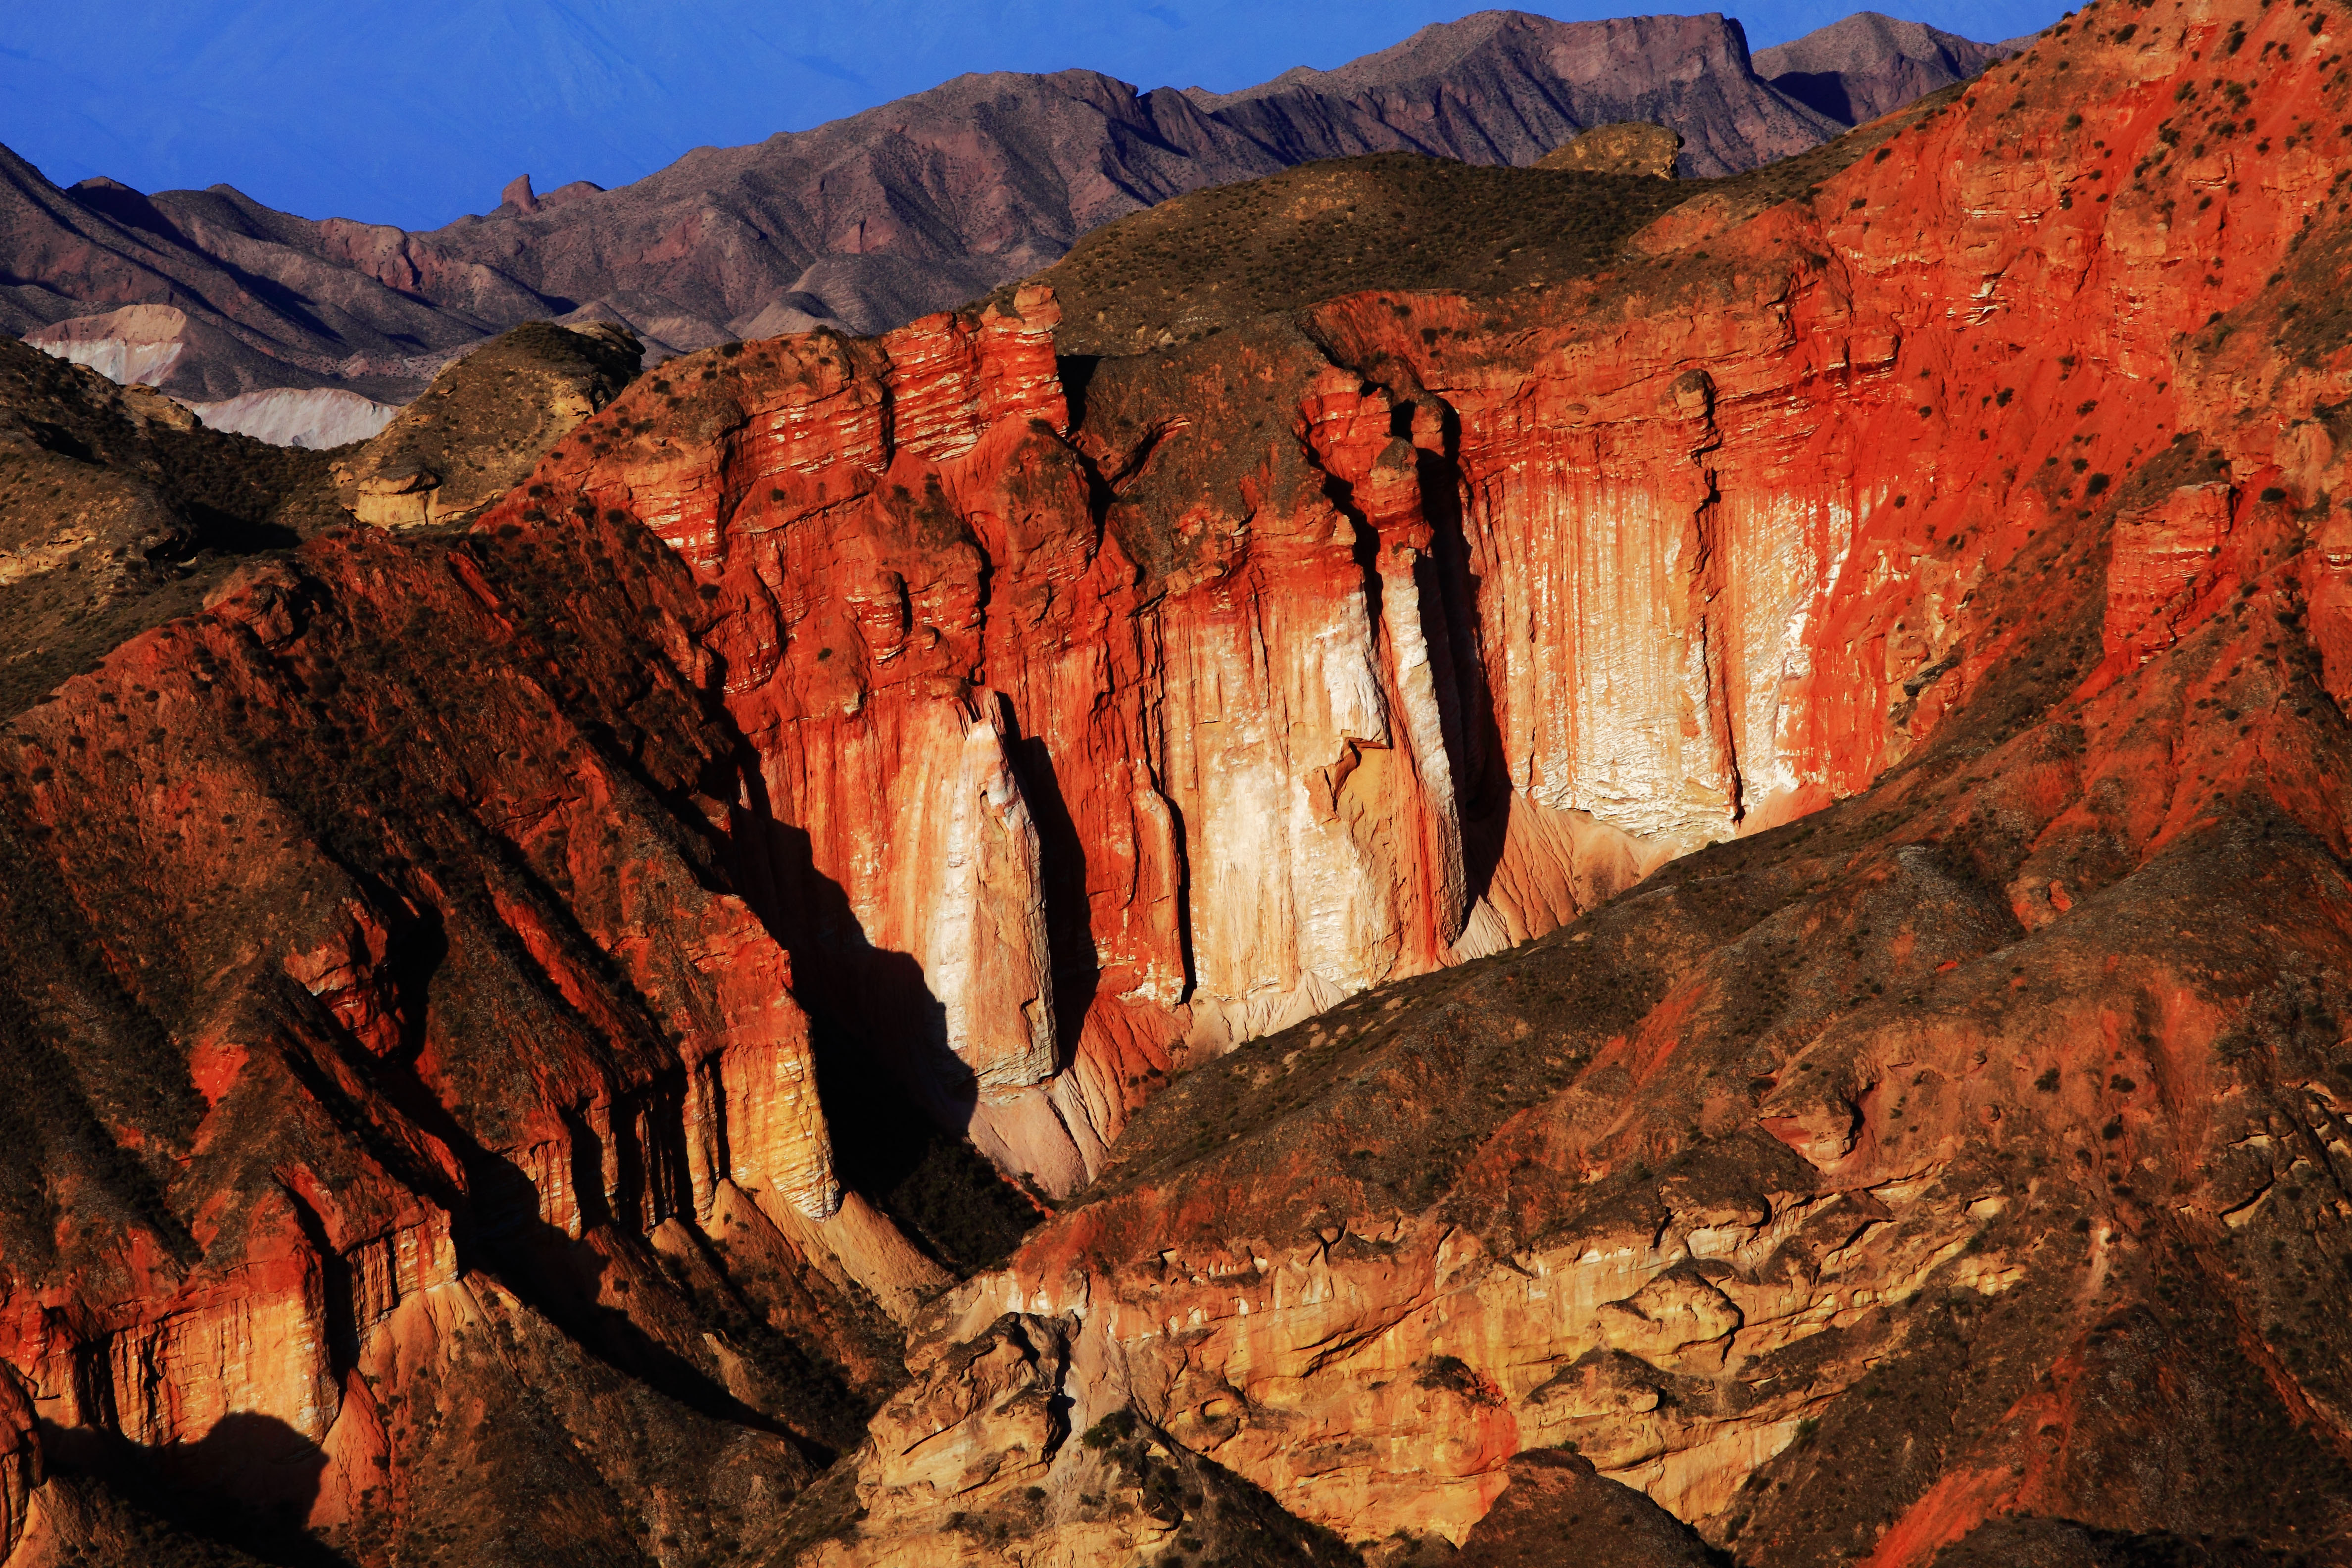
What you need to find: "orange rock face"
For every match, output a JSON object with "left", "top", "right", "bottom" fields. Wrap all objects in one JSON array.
[
  {"left": 0, "top": 524, "right": 906, "bottom": 1559},
  {"left": 482, "top": 291, "right": 1685, "bottom": 1195},
  {"left": 709, "top": 0, "right": 2352, "bottom": 1561},
  {"left": 469, "top": 0, "right": 2343, "bottom": 1223},
  {"left": 7, "top": 0, "right": 2352, "bottom": 1559}
]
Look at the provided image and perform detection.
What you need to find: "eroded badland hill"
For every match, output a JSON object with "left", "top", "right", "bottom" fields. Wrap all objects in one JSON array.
[{"left": 4, "top": 0, "right": 2352, "bottom": 1564}]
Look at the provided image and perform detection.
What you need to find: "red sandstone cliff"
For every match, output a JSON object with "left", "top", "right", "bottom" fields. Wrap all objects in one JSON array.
[
  {"left": 2, "top": 0, "right": 2352, "bottom": 1561},
  {"left": 802, "top": 0, "right": 2352, "bottom": 1560}
]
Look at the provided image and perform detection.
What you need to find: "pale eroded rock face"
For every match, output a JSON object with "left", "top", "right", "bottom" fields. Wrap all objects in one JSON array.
[
  {"left": 1535, "top": 122, "right": 1684, "bottom": 177},
  {"left": 22, "top": 304, "right": 201, "bottom": 388},
  {"left": 186, "top": 387, "right": 401, "bottom": 449},
  {"left": 861, "top": 1173, "right": 2000, "bottom": 1549}
]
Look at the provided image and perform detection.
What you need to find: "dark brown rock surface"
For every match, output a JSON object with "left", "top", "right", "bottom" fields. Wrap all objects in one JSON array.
[
  {"left": 0, "top": 334, "right": 347, "bottom": 715},
  {"left": 0, "top": 318, "right": 653, "bottom": 717},
  {"left": 1456, "top": 1451, "right": 1720, "bottom": 1568}
]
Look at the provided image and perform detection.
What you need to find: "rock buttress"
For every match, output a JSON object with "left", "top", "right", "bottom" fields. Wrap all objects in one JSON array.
[{"left": 798, "top": 0, "right": 2352, "bottom": 1560}]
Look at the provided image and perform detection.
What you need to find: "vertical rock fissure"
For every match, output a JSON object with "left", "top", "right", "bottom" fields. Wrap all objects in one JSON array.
[
  {"left": 278, "top": 1181, "right": 361, "bottom": 1386},
  {"left": 1676, "top": 368, "right": 1745, "bottom": 826},
  {"left": 1408, "top": 392, "right": 1513, "bottom": 908}
]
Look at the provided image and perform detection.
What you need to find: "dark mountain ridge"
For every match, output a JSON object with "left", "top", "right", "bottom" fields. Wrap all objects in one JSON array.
[
  {"left": 1753, "top": 10, "right": 2010, "bottom": 123},
  {"left": 0, "top": 10, "right": 2003, "bottom": 408}
]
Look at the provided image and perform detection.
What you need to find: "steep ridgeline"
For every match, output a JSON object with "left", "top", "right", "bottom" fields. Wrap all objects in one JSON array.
[
  {"left": 0, "top": 335, "right": 348, "bottom": 717},
  {"left": 0, "top": 11, "right": 1997, "bottom": 406},
  {"left": 3, "top": 1, "right": 2351, "bottom": 1567},
  {"left": 1752, "top": 11, "right": 2011, "bottom": 123},
  {"left": 1020, "top": 112, "right": 1909, "bottom": 356}
]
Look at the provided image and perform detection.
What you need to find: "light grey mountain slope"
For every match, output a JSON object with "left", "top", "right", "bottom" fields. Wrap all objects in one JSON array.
[{"left": 1752, "top": 10, "right": 2012, "bottom": 124}]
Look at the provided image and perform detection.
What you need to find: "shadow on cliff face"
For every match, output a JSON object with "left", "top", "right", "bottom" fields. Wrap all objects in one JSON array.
[
  {"left": 265, "top": 887, "right": 857, "bottom": 1460},
  {"left": 725, "top": 811, "right": 1041, "bottom": 1274},
  {"left": 997, "top": 707, "right": 1104, "bottom": 1073},
  {"left": 727, "top": 809, "right": 966, "bottom": 1111},
  {"left": 1400, "top": 389, "right": 1515, "bottom": 907},
  {"left": 40, "top": 1412, "right": 341, "bottom": 1567},
  {"left": 1766, "top": 69, "right": 1856, "bottom": 124},
  {"left": 363, "top": 1055, "right": 819, "bottom": 1449}
]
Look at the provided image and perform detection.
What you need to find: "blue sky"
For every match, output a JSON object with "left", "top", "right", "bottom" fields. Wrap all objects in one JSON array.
[{"left": 0, "top": 0, "right": 2064, "bottom": 231}]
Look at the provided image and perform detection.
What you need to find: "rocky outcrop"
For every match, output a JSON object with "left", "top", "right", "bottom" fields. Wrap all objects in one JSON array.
[
  {"left": 1457, "top": 1450, "right": 1719, "bottom": 1568},
  {"left": 0, "top": 511, "right": 913, "bottom": 1561},
  {"left": 0, "top": 316, "right": 645, "bottom": 720},
  {"left": 1026, "top": 149, "right": 1711, "bottom": 357},
  {"left": 5, "top": 0, "right": 2352, "bottom": 1561},
  {"left": 331, "top": 320, "right": 640, "bottom": 527},
  {"left": 0, "top": 334, "right": 353, "bottom": 715},
  {"left": 1536, "top": 122, "right": 1684, "bottom": 176},
  {"left": 473, "top": 282, "right": 1693, "bottom": 1188},
  {"left": 796, "top": 0, "right": 2352, "bottom": 1561},
  {"left": 0, "top": 1372, "right": 35, "bottom": 1562}
]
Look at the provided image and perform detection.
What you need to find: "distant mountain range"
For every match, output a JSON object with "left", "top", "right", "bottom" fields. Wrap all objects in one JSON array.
[{"left": 0, "top": 9, "right": 2009, "bottom": 415}]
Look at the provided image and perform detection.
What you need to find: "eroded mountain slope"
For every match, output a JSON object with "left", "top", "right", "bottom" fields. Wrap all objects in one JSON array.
[
  {"left": 0, "top": 318, "right": 645, "bottom": 721},
  {"left": 1023, "top": 91, "right": 1930, "bottom": 356},
  {"left": 794, "top": 0, "right": 2352, "bottom": 1561},
  {"left": 2, "top": 10, "right": 1990, "bottom": 403},
  {"left": 0, "top": 0, "right": 2347, "bottom": 1563}
]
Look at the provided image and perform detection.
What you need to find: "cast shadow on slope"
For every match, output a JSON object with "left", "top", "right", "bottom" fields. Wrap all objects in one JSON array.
[
  {"left": 274, "top": 866, "right": 864, "bottom": 1464},
  {"left": 725, "top": 809, "right": 1044, "bottom": 1274},
  {"left": 37, "top": 1413, "right": 335, "bottom": 1568}
]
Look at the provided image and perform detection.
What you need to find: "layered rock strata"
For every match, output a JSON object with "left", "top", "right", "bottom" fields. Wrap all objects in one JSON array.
[
  {"left": 0, "top": 0, "right": 2350, "bottom": 1561},
  {"left": 798, "top": 0, "right": 2352, "bottom": 1561},
  {"left": 0, "top": 509, "right": 924, "bottom": 1563},
  {"left": 475, "top": 286, "right": 1690, "bottom": 1189}
]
